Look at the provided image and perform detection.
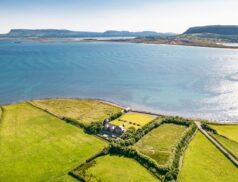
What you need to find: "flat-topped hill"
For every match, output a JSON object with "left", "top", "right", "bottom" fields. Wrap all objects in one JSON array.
[
  {"left": 184, "top": 25, "right": 238, "bottom": 35},
  {"left": 1, "top": 29, "right": 174, "bottom": 38}
]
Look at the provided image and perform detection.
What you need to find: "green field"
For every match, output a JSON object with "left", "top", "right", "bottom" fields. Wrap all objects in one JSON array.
[
  {"left": 209, "top": 124, "right": 238, "bottom": 142},
  {"left": 178, "top": 132, "right": 238, "bottom": 182},
  {"left": 72, "top": 155, "right": 159, "bottom": 182},
  {"left": 31, "top": 99, "right": 122, "bottom": 124},
  {"left": 211, "top": 134, "right": 238, "bottom": 158},
  {"left": 110, "top": 112, "right": 156, "bottom": 130},
  {"left": 134, "top": 124, "right": 187, "bottom": 165},
  {"left": 0, "top": 103, "right": 107, "bottom": 182}
]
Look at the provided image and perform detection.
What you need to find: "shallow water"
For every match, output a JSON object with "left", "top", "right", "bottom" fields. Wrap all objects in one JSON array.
[{"left": 1, "top": 40, "right": 238, "bottom": 121}]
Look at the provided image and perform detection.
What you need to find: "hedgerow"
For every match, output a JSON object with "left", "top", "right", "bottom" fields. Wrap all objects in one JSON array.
[
  {"left": 69, "top": 147, "right": 110, "bottom": 181},
  {"left": 69, "top": 116, "right": 197, "bottom": 182},
  {"left": 109, "top": 111, "right": 123, "bottom": 121},
  {"left": 111, "top": 116, "right": 197, "bottom": 181},
  {"left": 62, "top": 111, "right": 124, "bottom": 134},
  {"left": 201, "top": 123, "right": 217, "bottom": 134}
]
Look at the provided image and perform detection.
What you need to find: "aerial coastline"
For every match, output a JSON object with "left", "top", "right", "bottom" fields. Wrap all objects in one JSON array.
[
  {"left": 2, "top": 1, "right": 238, "bottom": 181},
  {"left": 1, "top": 97, "right": 238, "bottom": 124},
  {"left": 1, "top": 36, "right": 238, "bottom": 49}
]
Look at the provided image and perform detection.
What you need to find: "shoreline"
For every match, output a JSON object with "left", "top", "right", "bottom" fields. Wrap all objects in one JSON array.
[
  {"left": 95, "top": 39, "right": 238, "bottom": 50},
  {"left": 1, "top": 97, "right": 238, "bottom": 124},
  {"left": 1, "top": 37, "right": 238, "bottom": 50}
]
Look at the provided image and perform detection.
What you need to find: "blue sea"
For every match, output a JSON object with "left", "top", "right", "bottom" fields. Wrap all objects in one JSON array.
[{"left": 1, "top": 40, "right": 238, "bottom": 121}]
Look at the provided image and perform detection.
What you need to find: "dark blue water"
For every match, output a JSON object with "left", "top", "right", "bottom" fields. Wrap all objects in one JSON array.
[{"left": 1, "top": 40, "right": 238, "bottom": 121}]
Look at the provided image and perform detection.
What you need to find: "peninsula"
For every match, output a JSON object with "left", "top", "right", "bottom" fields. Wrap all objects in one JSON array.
[{"left": 2, "top": 25, "right": 238, "bottom": 49}]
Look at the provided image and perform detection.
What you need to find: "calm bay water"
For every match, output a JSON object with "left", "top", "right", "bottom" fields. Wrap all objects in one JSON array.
[{"left": 1, "top": 40, "right": 238, "bottom": 121}]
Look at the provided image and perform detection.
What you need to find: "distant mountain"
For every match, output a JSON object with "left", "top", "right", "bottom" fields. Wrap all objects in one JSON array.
[
  {"left": 183, "top": 25, "right": 238, "bottom": 35},
  {"left": 0, "top": 29, "right": 176, "bottom": 38},
  {"left": 101, "top": 30, "right": 171, "bottom": 37},
  {"left": 2, "top": 29, "right": 101, "bottom": 38}
]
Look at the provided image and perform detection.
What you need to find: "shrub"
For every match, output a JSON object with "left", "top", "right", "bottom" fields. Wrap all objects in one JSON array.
[
  {"left": 84, "top": 122, "right": 103, "bottom": 134},
  {"left": 164, "top": 168, "right": 179, "bottom": 182},
  {"left": 121, "top": 127, "right": 136, "bottom": 140},
  {"left": 201, "top": 123, "right": 217, "bottom": 134},
  {"left": 63, "top": 117, "right": 103, "bottom": 134},
  {"left": 109, "top": 111, "right": 123, "bottom": 121}
]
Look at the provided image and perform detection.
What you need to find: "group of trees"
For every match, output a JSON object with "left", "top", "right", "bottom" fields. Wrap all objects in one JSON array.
[
  {"left": 109, "top": 111, "right": 123, "bottom": 121},
  {"left": 120, "top": 118, "right": 162, "bottom": 146},
  {"left": 110, "top": 116, "right": 197, "bottom": 182},
  {"left": 201, "top": 123, "right": 217, "bottom": 134},
  {"left": 63, "top": 111, "right": 124, "bottom": 134},
  {"left": 67, "top": 114, "right": 197, "bottom": 182}
]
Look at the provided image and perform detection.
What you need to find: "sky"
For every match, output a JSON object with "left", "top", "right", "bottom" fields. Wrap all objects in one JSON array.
[{"left": 0, "top": 0, "right": 238, "bottom": 34}]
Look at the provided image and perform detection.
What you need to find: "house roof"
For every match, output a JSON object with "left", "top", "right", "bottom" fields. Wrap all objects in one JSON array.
[{"left": 104, "top": 123, "right": 124, "bottom": 131}]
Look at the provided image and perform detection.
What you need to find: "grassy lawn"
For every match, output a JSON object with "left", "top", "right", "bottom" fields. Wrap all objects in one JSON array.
[
  {"left": 110, "top": 112, "right": 156, "bottom": 130},
  {"left": 30, "top": 98, "right": 122, "bottom": 124},
  {"left": 72, "top": 155, "right": 159, "bottom": 182},
  {"left": 0, "top": 102, "right": 107, "bottom": 182},
  {"left": 211, "top": 133, "right": 238, "bottom": 158},
  {"left": 209, "top": 124, "right": 238, "bottom": 142},
  {"left": 134, "top": 124, "right": 187, "bottom": 165},
  {"left": 178, "top": 132, "right": 238, "bottom": 182}
]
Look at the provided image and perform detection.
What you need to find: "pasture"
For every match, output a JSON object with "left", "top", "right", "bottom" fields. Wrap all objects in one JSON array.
[
  {"left": 0, "top": 102, "right": 107, "bottom": 182},
  {"left": 71, "top": 155, "right": 159, "bottom": 182},
  {"left": 30, "top": 98, "right": 122, "bottom": 124},
  {"left": 212, "top": 133, "right": 238, "bottom": 158},
  {"left": 110, "top": 112, "right": 156, "bottom": 130},
  {"left": 209, "top": 124, "right": 238, "bottom": 142},
  {"left": 134, "top": 123, "right": 187, "bottom": 165},
  {"left": 178, "top": 132, "right": 238, "bottom": 182}
]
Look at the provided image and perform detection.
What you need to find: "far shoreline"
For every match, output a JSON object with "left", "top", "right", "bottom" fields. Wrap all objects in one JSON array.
[
  {"left": 1, "top": 37, "right": 238, "bottom": 50},
  {"left": 93, "top": 38, "right": 238, "bottom": 50}
]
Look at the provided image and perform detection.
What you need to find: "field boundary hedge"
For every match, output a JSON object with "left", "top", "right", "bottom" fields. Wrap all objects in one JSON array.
[
  {"left": 68, "top": 117, "right": 197, "bottom": 182},
  {"left": 63, "top": 110, "right": 123, "bottom": 133},
  {"left": 164, "top": 122, "right": 197, "bottom": 181},
  {"left": 69, "top": 147, "right": 110, "bottom": 181},
  {"left": 109, "top": 144, "right": 167, "bottom": 179},
  {"left": 28, "top": 101, "right": 123, "bottom": 134},
  {"left": 177, "top": 129, "right": 198, "bottom": 178},
  {"left": 0, "top": 106, "right": 4, "bottom": 123},
  {"left": 27, "top": 101, "right": 63, "bottom": 119},
  {"left": 117, "top": 116, "right": 197, "bottom": 181},
  {"left": 201, "top": 123, "right": 217, "bottom": 134},
  {"left": 69, "top": 146, "right": 164, "bottom": 181}
]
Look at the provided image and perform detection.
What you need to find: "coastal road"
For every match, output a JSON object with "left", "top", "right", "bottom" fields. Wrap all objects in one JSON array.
[{"left": 195, "top": 122, "right": 238, "bottom": 167}]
